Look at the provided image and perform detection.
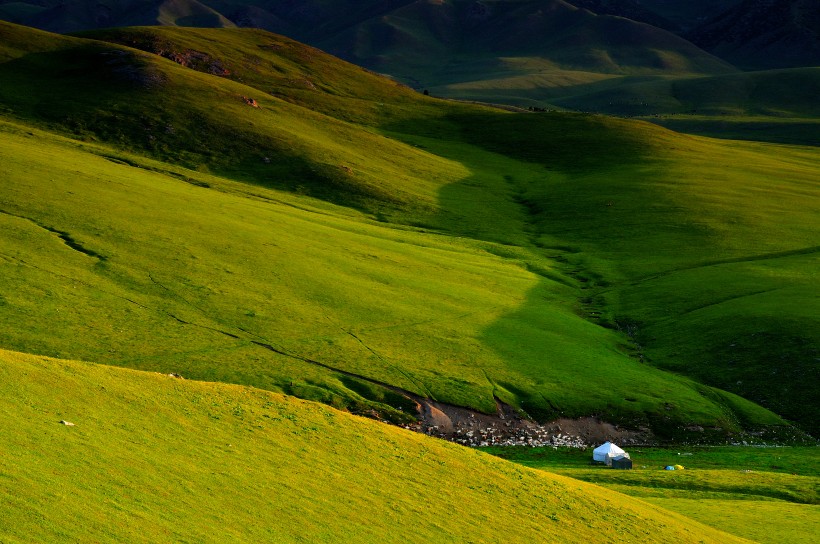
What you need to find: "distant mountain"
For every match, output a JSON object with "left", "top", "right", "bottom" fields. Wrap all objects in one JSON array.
[
  {"left": 0, "top": 0, "right": 735, "bottom": 77},
  {"left": 569, "top": 0, "right": 678, "bottom": 31},
  {"left": 315, "top": 0, "right": 736, "bottom": 87},
  {"left": 687, "top": 0, "right": 820, "bottom": 69},
  {"left": 3, "top": 0, "right": 818, "bottom": 72},
  {"left": 637, "top": 0, "right": 745, "bottom": 31},
  {"left": 22, "top": 0, "right": 235, "bottom": 33}
]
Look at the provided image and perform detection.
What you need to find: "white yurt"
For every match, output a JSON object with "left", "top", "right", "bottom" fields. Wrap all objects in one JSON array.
[{"left": 592, "top": 442, "right": 626, "bottom": 463}]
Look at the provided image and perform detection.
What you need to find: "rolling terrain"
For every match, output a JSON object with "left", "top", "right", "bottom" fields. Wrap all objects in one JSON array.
[
  {"left": 6, "top": 0, "right": 820, "bottom": 139},
  {"left": 0, "top": 1, "right": 739, "bottom": 89},
  {"left": 0, "top": 22, "right": 817, "bottom": 438},
  {"left": 0, "top": 18, "right": 818, "bottom": 543}
]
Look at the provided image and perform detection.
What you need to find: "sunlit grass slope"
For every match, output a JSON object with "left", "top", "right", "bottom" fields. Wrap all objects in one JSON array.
[
  {"left": 78, "top": 26, "right": 428, "bottom": 125},
  {"left": 0, "top": 349, "right": 754, "bottom": 543}
]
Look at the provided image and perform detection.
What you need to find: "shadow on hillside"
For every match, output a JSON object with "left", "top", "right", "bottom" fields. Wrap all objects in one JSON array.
[{"left": 381, "top": 110, "right": 803, "bottom": 437}]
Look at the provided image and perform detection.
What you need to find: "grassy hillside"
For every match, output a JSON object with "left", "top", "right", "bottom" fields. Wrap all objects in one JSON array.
[
  {"left": 489, "top": 445, "right": 820, "bottom": 543},
  {"left": 435, "top": 111, "right": 820, "bottom": 433},
  {"left": 0, "top": 22, "right": 462, "bottom": 212},
  {"left": 0, "top": 0, "right": 739, "bottom": 93},
  {"left": 0, "top": 22, "right": 817, "bottom": 438},
  {"left": 0, "top": 348, "right": 754, "bottom": 543},
  {"left": 78, "top": 25, "right": 425, "bottom": 125},
  {"left": 1, "top": 117, "right": 783, "bottom": 437}
]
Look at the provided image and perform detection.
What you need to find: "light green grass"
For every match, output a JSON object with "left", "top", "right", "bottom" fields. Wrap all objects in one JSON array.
[
  {"left": 0, "top": 348, "right": 750, "bottom": 543},
  {"left": 486, "top": 445, "right": 820, "bottom": 542},
  {"left": 643, "top": 499, "right": 820, "bottom": 544}
]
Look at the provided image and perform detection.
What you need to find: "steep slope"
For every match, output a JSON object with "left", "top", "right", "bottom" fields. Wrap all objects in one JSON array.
[
  {"left": 0, "top": 349, "right": 750, "bottom": 543},
  {"left": 569, "top": 0, "right": 677, "bottom": 30},
  {"left": 1, "top": 116, "right": 788, "bottom": 439},
  {"left": 687, "top": 0, "right": 820, "bottom": 69},
  {"left": 78, "top": 25, "right": 424, "bottom": 125},
  {"left": 442, "top": 111, "right": 819, "bottom": 434}
]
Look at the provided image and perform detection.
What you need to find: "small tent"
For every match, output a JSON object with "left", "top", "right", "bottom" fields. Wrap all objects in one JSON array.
[
  {"left": 592, "top": 442, "right": 626, "bottom": 463},
  {"left": 611, "top": 455, "right": 633, "bottom": 470}
]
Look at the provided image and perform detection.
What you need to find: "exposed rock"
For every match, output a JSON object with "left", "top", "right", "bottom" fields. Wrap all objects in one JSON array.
[
  {"left": 401, "top": 397, "right": 651, "bottom": 448},
  {"left": 159, "top": 49, "right": 231, "bottom": 77}
]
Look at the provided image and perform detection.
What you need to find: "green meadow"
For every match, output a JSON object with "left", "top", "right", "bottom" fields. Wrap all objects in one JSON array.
[
  {"left": 487, "top": 446, "right": 820, "bottom": 543},
  {"left": 0, "top": 18, "right": 818, "bottom": 543},
  {"left": 1, "top": 22, "right": 818, "bottom": 437},
  {"left": 0, "top": 348, "right": 754, "bottom": 543}
]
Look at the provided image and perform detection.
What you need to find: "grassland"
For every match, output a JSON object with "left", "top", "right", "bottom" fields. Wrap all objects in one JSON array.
[
  {"left": 0, "top": 22, "right": 818, "bottom": 439},
  {"left": 0, "top": 117, "right": 777, "bottom": 434},
  {"left": 0, "top": 19, "right": 818, "bottom": 543},
  {"left": 0, "top": 348, "right": 752, "bottom": 543},
  {"left": 487, "top": 445, "right": 820, "bottom": 543}
]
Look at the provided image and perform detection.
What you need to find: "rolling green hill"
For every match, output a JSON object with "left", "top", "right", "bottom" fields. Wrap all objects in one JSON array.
[
  {"left": 0, "top": 348, "right": 753, "bottom": 543},
  {"left": 0, "top": 22, "right": 817, "bottom": 439}
]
